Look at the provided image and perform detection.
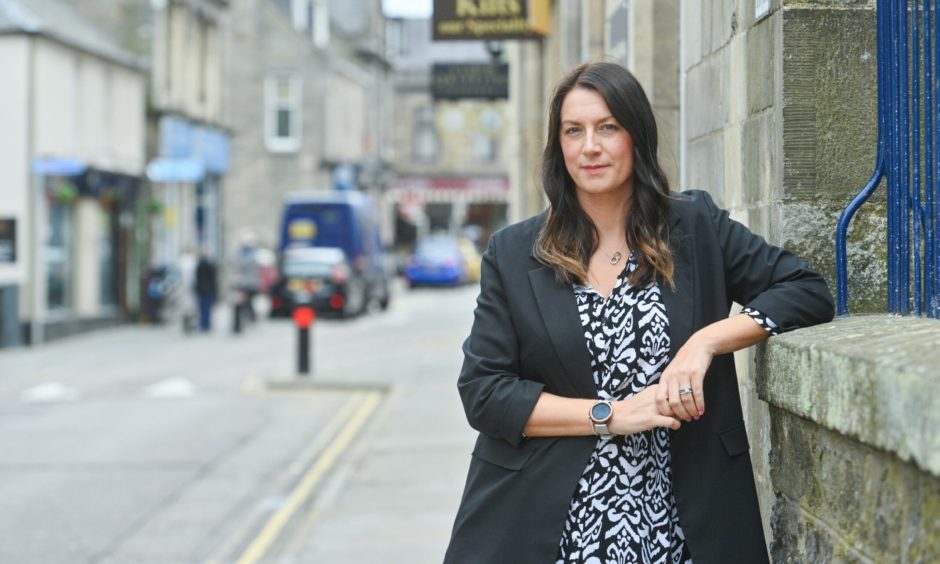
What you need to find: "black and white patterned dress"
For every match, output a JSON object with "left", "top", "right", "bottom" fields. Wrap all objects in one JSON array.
[{"left": 556, "top": 254, "right": 778, "bottom": 564}]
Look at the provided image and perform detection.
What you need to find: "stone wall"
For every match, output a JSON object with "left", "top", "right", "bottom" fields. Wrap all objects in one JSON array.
[
  {"left": 681, "top": 0, "right": 899, "bottom": 556},
  {"left": 757, "top": 316, "right": 940, "bottom": 562}
]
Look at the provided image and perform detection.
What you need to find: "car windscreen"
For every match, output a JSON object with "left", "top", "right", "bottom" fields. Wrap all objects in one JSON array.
[
  {"left": 416, "top": 240, "right": 460, "bottom": 261},
  {"left": 283, "top": 260, "right": 334, "bottom": 278}
]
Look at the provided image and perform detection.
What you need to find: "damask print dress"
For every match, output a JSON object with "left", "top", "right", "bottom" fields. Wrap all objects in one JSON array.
[{"left": 555, "top": 254, "right": 779, "bottom": 564}]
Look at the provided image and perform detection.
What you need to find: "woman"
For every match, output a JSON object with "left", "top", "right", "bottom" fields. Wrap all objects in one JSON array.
[{"left": 444, "top": 62, "right": 834, "bottom": 564}]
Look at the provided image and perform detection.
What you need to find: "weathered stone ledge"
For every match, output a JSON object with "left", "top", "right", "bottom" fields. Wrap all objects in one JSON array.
[{"left": 756, "top": 315, "right": 940, "bottom": 477}]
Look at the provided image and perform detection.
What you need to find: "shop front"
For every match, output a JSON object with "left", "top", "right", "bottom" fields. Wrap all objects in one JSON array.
[
  {"left": 30, "top": 157, "right": 144, "bottom": 342},
  {"left": 147, "top": 116, "right": 230, "bottom": 266}
]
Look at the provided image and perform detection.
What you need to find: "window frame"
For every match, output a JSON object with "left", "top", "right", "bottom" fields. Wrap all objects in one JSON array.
[{"left": 264, "top": 72, "right": 302, "bottom": 153}]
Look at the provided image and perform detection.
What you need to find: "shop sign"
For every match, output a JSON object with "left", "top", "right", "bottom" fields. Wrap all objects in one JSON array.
[
  {"left": 31, "top": 157, "right": 87, "bottom": 177},
  {"left": 146, "top": 158, "right": 206, "bottom": 183},
  {"left": 432, "top": 0, "right": 551, "bottom": 40},
  {"left": 392, "top": 177, "right": 509, "bottom": 191},
  {"left": 0, "top": 219, "right": 15, "bottom": 263},
  {"left": 432, "top": 63, "right": 509, "bottom": 100}
]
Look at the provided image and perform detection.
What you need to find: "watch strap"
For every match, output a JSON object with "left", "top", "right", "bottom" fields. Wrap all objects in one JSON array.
[{"left": 592, "top": 422, "right": 613, "bottom": 439}]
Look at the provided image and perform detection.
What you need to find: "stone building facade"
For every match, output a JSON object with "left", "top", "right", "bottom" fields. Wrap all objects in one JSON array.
[
  {"left": 223, "top": 0, "right": 391, "bottom": 253},
  {"left": 0, "top": 0, "right": 148, "bottom": 345}
]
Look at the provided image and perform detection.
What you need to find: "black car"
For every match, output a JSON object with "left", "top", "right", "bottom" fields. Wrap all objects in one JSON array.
[{"left": 269, "top": 247, "right": 368, "bottom": 318}]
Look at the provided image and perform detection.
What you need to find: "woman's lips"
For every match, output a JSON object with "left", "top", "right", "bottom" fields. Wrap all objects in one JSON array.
[{"left": 582, "top": 164, "right": 609, "bottom": 175}]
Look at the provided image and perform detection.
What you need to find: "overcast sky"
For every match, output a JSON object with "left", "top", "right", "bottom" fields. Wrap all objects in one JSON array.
[{"left": 383, "top": 0, "right": 432, "bottom": 18}]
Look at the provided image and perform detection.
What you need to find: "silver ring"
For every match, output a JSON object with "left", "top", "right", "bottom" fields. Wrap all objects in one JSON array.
[{"left": 678, "top": 385, "right": 693, "bottom": 396}]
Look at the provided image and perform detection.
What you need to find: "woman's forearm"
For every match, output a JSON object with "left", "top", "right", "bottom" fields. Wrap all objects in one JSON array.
[
  {"left": 689, "top": 312, "right": 771, "bottom": 356},
  {"left": 522, "top": 393, "right": 596, "bottom": 437}
]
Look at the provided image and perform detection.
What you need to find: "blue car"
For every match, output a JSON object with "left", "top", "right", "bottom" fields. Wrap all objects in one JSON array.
[{"left": 405, "top": 237, "right": 466, "bottom": 287}]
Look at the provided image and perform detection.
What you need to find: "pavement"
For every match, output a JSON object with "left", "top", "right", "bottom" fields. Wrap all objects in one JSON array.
[{"left": 0, "top": 283, "right": 480, "bottom": 564}]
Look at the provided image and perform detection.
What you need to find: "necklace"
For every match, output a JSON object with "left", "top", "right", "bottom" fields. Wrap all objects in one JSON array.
[{"left": 600, "top": 243, "right": 628, "bottom": 266}]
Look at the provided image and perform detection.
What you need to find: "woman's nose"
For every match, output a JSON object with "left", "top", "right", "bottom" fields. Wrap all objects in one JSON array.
[{"left": 582, "top": 132, "right": 601, "bottom": 155}]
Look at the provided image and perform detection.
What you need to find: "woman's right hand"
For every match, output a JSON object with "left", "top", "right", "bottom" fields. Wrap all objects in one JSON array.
[{"left": 609, "top": 385, "right": 682, "bottom": 436}]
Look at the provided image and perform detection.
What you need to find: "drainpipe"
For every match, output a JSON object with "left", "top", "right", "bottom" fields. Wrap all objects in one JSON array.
[{"left": 27, "top": 34, "right": 44, "bottom": 346}]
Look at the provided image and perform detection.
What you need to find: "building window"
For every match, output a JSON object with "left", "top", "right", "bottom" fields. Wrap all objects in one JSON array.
[
  {"left": 265, "top": 73, "right": 302, "bottom": 152},
  {"left": 291, "top": 0, "right": 329, "bottom": 48},
  {"left": 413, "top": 106, "right": 438, "bottom": 163},
  {"left": 473, "top": 135, "right": 498, "bottom": 163}
]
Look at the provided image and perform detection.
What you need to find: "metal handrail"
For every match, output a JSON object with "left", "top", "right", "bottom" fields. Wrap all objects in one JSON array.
[{"left": 837, "top": 0, "right": 940, "bottom": 317}]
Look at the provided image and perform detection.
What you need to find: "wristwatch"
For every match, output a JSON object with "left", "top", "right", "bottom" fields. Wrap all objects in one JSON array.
[{"left": 589, "top": 400, "right": 614, "bottom": 439}]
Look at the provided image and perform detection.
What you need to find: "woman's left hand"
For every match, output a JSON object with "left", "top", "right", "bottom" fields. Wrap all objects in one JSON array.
[{"left": 656, "top": 335, "right": 716, "bottom": 421}]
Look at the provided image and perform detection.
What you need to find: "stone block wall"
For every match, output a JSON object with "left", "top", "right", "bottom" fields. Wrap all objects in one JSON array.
[
  {"left": 682, "top": 0, "right": 887, "bottom": 552},
  {"left": 757, "top": 316, "right": 940, "bottom": 562}
]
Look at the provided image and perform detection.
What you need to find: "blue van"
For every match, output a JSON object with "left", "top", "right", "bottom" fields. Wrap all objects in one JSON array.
[{"left": 275, "top": 191, "right": 391, "bottom": 316}]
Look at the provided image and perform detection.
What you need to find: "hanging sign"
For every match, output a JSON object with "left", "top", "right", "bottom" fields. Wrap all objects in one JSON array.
[
  {"left": 432, "top": 0, "right": 551, "bottom": 40},
  {"left": 432, "top": 63, "right": 509, "bottom": 99}
]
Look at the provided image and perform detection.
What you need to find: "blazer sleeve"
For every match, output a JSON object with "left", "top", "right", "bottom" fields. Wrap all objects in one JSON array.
[
  {"left": 693, "top": 190, "right": 835, "bottom": 332},
  {"left": 457, "top": 233, "right": 545, "bottom": 448}
]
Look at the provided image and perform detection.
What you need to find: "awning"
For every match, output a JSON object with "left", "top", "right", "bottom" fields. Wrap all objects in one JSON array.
[
  {"left": 31, "top": 157, "right": 87, "bottom": 176},
  {"left": 146, "top": 158, "right": 205, "bottom": 183}
]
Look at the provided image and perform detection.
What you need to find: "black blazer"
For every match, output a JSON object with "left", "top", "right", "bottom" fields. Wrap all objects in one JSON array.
[{"left": 444, "top": 190, "right": 834, "bottom": 564}]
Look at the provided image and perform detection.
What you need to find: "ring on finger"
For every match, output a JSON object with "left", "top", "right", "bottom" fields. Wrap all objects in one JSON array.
[{"left": 678, "top": 385, "right": 693, "bottom": 396}]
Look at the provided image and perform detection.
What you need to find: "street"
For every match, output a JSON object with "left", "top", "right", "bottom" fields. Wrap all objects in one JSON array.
[{"left": 0, "top": 283, "right": 479, "bottom": 564}]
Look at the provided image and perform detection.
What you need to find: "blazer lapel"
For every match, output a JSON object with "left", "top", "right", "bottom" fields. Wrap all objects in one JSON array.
[
  {"left": 660, "top": 211, "right": 696, "bottom": 358},
  {"left": 528, "top": 266, "right": 597, "bottom": 398}
]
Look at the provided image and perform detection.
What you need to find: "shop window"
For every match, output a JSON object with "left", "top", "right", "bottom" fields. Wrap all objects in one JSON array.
[
  {"left": 264, "top": 73, "right": 302, "bottom": 153},
  {"left": 99, "top": 207, "right": 117, "bottom": 307},
  {"left": 46, "top": 200, "right": 74, "bottom": 311}
]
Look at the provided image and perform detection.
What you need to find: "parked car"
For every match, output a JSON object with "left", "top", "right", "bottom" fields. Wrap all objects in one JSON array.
[
  {"left": 269, "top": 247, "right": 368, "bottom": 318},
  {"left": 278, "top": 190, "right": 391, "bottom": 312},
  {"left": 457, "top": 237, "right": 482, "bottom": 283},
  {"left": 405, "top": 237, "right": 466, "bottom": 287}
]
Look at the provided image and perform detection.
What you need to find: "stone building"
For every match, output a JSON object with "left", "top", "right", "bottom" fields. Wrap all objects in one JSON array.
[
  {"left": 385, "top": 17, "right": 512, "bottom": 254},
  {"left": 223, "top": 0, "right": 391, "bottom": 253},
  {"left": 0, "top": 0, "right": 148, "bottom": 345},
  {"left": 56, "top": 0, "right": 232, "bottom": 324}
]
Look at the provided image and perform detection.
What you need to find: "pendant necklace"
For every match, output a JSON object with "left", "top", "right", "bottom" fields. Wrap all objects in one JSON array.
[{"left": 601, "top": 243, "right": 628, "bottom": 266}]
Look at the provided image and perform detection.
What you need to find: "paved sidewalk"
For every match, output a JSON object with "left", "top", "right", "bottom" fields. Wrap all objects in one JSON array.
[{"left": 256, "top": 289, "right": 478, "bottom": 563}]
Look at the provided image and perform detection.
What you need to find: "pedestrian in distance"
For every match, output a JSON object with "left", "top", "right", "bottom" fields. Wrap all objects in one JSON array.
[
  {"left": 444, "top": 62, "right": 834, "bottom": 564},
  {"left": 231, "top": 230, "right": 263, "bottom": 326},
  {"left": 195, "top": 251, "right": 218, "bottom": 333},
  {"left": 178, "top": 247, "right": 198, "bottom": 333}
]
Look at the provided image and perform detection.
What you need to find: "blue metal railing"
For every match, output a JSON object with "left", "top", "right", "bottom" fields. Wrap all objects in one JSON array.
[{"left": 837, "top": 0, "right": 940, "bottom": 317}]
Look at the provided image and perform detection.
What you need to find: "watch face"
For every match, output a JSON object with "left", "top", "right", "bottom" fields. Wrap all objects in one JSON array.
[{"left": 591, "top": 401, "right": 612, "bottom": 422}]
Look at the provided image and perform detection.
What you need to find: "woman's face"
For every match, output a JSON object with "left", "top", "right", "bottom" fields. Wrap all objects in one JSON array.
[{"left": 559, "top": 87, "right": 635, "bottom": 200}]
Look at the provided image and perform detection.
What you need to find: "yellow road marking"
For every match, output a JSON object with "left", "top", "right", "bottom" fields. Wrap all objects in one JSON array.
[
  {"left": 234, "top": 390, "right": 383, "bottom": 564},
  {"left": 205, "top": 393, "right": 363, "bottom": 564}
]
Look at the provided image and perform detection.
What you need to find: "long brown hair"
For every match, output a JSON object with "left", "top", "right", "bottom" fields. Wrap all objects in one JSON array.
[{"left": 533, "top": 62, "right": 674, "bottom": 288}]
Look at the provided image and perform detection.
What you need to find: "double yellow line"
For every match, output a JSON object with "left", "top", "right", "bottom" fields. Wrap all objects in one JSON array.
[{"left": 231, "top": 390, "right": 383, "bottom": 564}]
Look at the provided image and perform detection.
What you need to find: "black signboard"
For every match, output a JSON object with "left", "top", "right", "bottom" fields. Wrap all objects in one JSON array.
[
  {"left": 432, "top": 63, "right": 509, "bottom": 100},
  {"left": 432, "top": 0, "right": 549, "bottom": 41},
  {"left": 0, "top": 219, "right": 15, "bottom": 263}
]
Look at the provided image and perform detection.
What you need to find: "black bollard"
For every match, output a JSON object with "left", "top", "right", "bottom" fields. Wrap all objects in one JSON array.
[{"left": 298, "top": 326, "right": 310, "bottom": 374}]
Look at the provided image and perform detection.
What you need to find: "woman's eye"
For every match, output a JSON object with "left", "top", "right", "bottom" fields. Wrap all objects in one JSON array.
[
  {"left": 564, "top": 127, "right": 581, "bottom": 135},
  {"left": 600, "top": 123, "right": 617, "bottom": 132}
]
